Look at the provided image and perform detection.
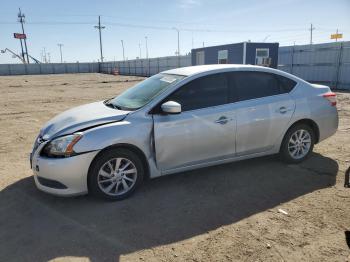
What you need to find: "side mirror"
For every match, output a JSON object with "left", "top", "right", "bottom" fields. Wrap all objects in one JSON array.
[{"left": 161, "top": 101, "right": 181, "bottom": 114}]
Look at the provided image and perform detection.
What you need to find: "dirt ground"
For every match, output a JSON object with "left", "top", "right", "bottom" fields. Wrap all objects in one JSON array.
[{"left": 0, "top": 73, "right": 349, "bottom": 262}]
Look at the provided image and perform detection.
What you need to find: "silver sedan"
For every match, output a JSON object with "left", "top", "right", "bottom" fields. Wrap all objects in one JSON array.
[{"left": 30, "top": 65, "right": 338, "bottom": 200}]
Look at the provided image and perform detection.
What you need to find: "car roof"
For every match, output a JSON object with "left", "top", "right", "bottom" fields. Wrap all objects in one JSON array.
[
  {"left": 162, "top": 64, "right": 306, "bottom": 84},
  {"left": 163, "top": 64, "right": 276, "bottom": 77}
]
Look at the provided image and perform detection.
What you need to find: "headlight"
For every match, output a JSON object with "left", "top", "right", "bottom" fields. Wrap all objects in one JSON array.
[{"left": 42, "top": 133, "right": 83, "bottom": 157}]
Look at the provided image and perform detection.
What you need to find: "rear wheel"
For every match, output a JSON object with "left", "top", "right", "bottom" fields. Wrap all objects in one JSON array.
[
  {"left": 88, "top": 148, "right": 144, "bottom": 200},
  {"left": 280, "top": 124, "right": 315, "bottom": 164}
]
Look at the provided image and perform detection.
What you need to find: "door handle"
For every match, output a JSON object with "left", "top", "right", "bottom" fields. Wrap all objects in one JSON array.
[
  {"left": 215, "top": 116, "right": 228, "bottom": 125},
  {"left": 278, "top": 107, "right": 288, "bottom": 114}
]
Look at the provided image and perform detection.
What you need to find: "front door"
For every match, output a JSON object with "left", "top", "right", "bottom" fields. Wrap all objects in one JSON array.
[{"left": 152, "top": 73, "right": 236, "bottom": 172}]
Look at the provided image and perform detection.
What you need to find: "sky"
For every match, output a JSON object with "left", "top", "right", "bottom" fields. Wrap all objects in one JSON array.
[{"left": 0, "top": 0, "right": 349, "bottom": 64}]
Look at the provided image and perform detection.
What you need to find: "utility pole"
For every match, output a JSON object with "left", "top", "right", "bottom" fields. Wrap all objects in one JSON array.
[
  {"left": 57, "top": 44, "right": 64, "bottom": 63},
  {"left": 18, "top": 8, "right": 29, "bottom": 63},
  {"left": 191, "top": 31, "right": 194, "bottom": 49},
  {"left": 121, "top": 40, "right": 125, "bottom": 61},
  {"left": 172, "top": 27, "right": 180, "bottom": 67},
  {"left": 145, "top": 36, "right": 149, "bottom": 59},
  {"left": 43, "top": 47, "right": 47, "bottom": 63},
  {"left": 138, "top": 43, "right": 142, "bottom": 58},
  {"left": 336, "top": 29, "right": 339, "bottom": 42},
  {"left": 94, "top": 16, "right": 105, "bottom": 62},
  {"left": 19, "top": 38, "right": 25, "bottom": 62},
  {"left": 309, "top": 23, "right": 315, "bottom": 45}
]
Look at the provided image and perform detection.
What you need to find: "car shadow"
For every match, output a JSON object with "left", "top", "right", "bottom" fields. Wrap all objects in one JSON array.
[{"left": 0, "top": 153, "right": 338, "bottom": 261}]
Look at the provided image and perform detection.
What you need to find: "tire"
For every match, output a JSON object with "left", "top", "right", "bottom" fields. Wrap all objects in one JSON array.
[
  {"left": 280, "top": 124, "right": 315, "bottom": 164},
  {"left": 88, "top": 148, "right": 144, "bottom": 200}
]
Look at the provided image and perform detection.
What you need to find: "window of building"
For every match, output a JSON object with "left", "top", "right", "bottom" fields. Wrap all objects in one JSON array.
[
  {"left": 255, "top": 48, "right": 270, "bottom": 66},
  {"left": 218, "top": 50, "right": 228, "bottom": 64},
  {"left": 256, "top": 48, "right": 269, "bottom": 58}
]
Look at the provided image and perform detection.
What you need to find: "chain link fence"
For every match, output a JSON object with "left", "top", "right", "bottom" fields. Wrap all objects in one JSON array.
[
  {"left": 99, "top": 55, "right": 191, "bottom": 76},
  {"left": 0, "top": 62, "right": 99, "bottom": 76},
  {"left": 0, "top": 42, "right": 349, "bottom": 90}
]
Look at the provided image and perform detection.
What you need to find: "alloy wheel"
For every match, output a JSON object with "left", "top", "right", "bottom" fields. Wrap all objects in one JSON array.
[
  {"left": 287, "top": 129, "right": 312, "bottom": 160},
  {"left": 97, "top": 157, "right": 137, "bottom": 196}
]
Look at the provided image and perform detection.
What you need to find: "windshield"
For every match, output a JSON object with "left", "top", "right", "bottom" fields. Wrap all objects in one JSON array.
[{"left": 107, "top": 73, "right": 185, "bottom": 110}]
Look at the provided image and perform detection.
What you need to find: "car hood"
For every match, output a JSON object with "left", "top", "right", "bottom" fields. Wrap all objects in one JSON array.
[{"left": 40, "top": 101, "right": 130, "bottom": 139}]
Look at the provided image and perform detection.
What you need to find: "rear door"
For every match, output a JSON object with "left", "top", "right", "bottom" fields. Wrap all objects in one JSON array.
[
  {"left": 152, "top": 73, "right": 236, "bottom": 172},
  {"left": 229, "top": 71, "right": 296, "bottom": 156}
]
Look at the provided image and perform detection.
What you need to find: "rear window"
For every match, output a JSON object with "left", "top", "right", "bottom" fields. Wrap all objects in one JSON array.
[
  {"left": 231, "top": 71, "right": 281, "bottom": 102},
  {"left": 276, "top": 75, "right": 297, "bottom": 93}
]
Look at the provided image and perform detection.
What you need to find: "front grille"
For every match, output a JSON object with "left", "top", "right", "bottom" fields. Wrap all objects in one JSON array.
[{"left": 32, "top": 135, "right": 44, "bottom": 154}]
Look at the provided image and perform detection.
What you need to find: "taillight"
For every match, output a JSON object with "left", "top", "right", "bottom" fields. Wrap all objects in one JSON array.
[{"left": 323, "top": 92, "right": 337, "bottom": 106}]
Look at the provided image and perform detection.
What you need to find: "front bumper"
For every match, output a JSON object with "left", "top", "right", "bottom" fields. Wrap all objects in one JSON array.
[{"left": 31, "top": 143, "right": 98, "bottom": 196}]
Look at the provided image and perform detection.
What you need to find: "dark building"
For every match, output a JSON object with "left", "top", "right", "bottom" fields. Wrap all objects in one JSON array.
[{"left": 191, "top": 42, "right": 279, "bottom": 68}]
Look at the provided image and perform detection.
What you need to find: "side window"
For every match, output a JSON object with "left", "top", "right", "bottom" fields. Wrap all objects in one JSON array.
[
  {"left": 276, "top": 75, "right": 297, "bottom": 93},
  {"left": 168, "top": 73, "right": 228, "bottom": 111},
  {"left": 231, "top": 71, "right": 281, "bottom": 102}
]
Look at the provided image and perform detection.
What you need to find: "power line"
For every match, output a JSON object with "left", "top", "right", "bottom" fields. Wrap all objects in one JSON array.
[
  {"left": 0, "top": 19, "right": 318, "bottom": 34},
  {"left": 3, "top": 14, "right": 346, "bottom": 61}
]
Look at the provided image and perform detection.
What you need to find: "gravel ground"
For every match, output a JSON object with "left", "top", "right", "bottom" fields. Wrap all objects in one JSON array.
[{"left": 0, "top": 73, "right": 349, "bottom": 262}]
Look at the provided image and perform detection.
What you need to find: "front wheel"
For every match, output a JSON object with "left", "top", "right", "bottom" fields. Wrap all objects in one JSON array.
[
  {"left": 88, "top": 148, "right": 144, "bottom": 200},
  {"left": 280, "top": 124, "right": 315, "bottom": 164}
]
